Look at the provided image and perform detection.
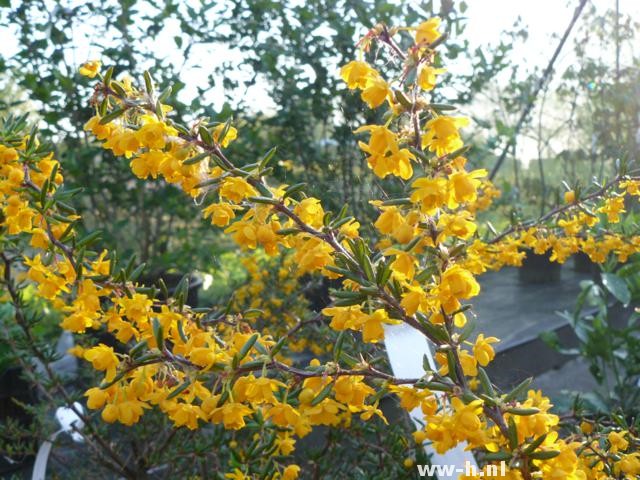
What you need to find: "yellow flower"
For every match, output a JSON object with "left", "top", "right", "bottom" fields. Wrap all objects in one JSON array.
[
  {"left": 438, "top": 265, "right": 480, "bottom": 313},
  {"left": 616, "top": 452, "right": 640, "bottom": 476},
  {"left": 116, "top": 293, "right": 152, "bottom": 323},
  {"left": 620, "top": 179, "right": 640, "bottom": 196},
  {"left": 84, "top": 344, "right": 119, "bottom": 382},
  {"left": 291, "top": 235, "right": 334, "bottom": 274},
  {"left": 579, "top": 421, "right": 593, "bottom": 434},
  {"left": 210, "top": 402, "right": 254, "bottom": 429},
  {"left": 189, "top": 346, "right": 220, "bottom": 369},
  {"left": 266, "top": 402, "right": 300, "bottom": 427},
  {"left": 422, "top": 116, "right": 469, "bottom": 156},
  {"left": 67, "top": 345, "right": 86, "bottom": 358},
  {"left": 245, "top": 376, "right": 285, "bottom": 404},
  {"left": 340, "top": 60, "right": 375, "bottom": 89},
  {"left": 374, "top": 206, "right": 404, "bottom": 235},
  {"left": 400, "top": 286, "right": 429, "bottom": 316},
  {"left": 203, "top": 202, "right": 238, "bottom": 227},
  {"left": 103, "top": 397, "right": 148, "bottom": 426},
  {"left": 0, "top": 144, "right": 19, "bottom": 164},
  {"left": 300, "top": 398, "right": 344, "bottom": 426},
  {"left": 362, "top": 309, "right": 398, "bottom": 343},
  {"left": 294, "top": 197, "right": 324, "bottom": 229},
  {"left": 167, "top": 402, "right": 204, "bottom": 430},
  {"left": 321, "top": 305, "right": 367, "bottom": 331},
  {"left": 437, "top": 211, "right": 477, "bottom": 241},
  {"left": 451, "top": 397, "right": 484, "bottom": 437},
  {"left": 410, "top": 177, "right": 449, "bottom": 214},
  {"left": 356, "top": 125, "right": 415, "bottom": 179},
  {"left": 79, "top": 60, "right": 101, "bottom": 78},
  {"left": 597, "top": 196, "right": 625, "bottom": 223},
  {"left": 608, "top": 430, "right": 629, "bottom": 453},
  {"left": 83, "top": 115, "right": 116, "bottom": 140},
  {"left": 458, "top": 350, "right": 478, "bottom": 376},
  {"left": 473, "top": 334, "right": 499, "bottom": 366},
  {"left": 219, "top": 177, "right": 258, "bottom": 203},
  {"left": 130, "top": 150, "right": 168, "bottom": 179},
  {"left": 564, "top": 190, "right": 576, "bottom": 203},
  {"left": 213, "top": 124, "right": 238, "bottom": 148},
  {"left": 361, "top": 74, "right": 390, "bottom": 109},
  {"left": 356, "top": 124, "right": 398, "bottom": 155},
  {"left": 225, "top": 469, "right": 248, "bottom": 480},
  {"left": 85, "top": 387, "right": 111, "bottom": 410},
  {"left": 417, "top": 65, "right": 446, "bottom": 91},
  {"left": 356, "top": 403, "right": 388, "bottom": 423},
  {"left": 60, "top": 310, "right": 97, "bottom": 333},
  {"left": 276, "top": 434, "right": 298, "bottom": 455},
  {"left": 3, "top": 195, "right": 34, "bottom": 235},
  {"left": 389, "top": 385, "right": 431, "bottom": 411},
  {"left": 282, "top": 465, "right": 300, "bottom": 480},
  {"left": 135, "top": 118, "right": 176, "bottom": 149},
  {"left": 415, "top": 18, "right": 441, "bottom": 45},
  {"left": 448, "top": 167, "right": 486, "bottom": 208},
  {"left": 372, "top": 149, "right": 415, "bottom": 180},
  {"left": 339, "top": 218, "right": 360, "bottom": 238},
  {"left": 104, "top": 129, "right": 141, "bottom": 158},
  {"left": 387, "top": 249, "right": 417, "bottom": 281}
]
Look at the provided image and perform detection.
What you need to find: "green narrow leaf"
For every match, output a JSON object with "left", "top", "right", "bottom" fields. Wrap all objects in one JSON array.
[
  {"left": 76, "top": 230, "right": 102, "bottom": 248},
  {"left": 478, "top": 367, "right": 496, "bottom": 397},
  {"left": 270, "top": 336, "right": 286, "bottom": 357},
  {"left": 199, "top": 125, "right": 214, "bottom": 146},
  {"left": 507, "top": 417, "right": 518, "bottom": 450},
  {"left": 176, "top": 319, "right": 188, "bottom": 343},
  {"left": 601, "top": 273, "right": 631, "bottom": 305},
  {"left": 505, "top": 407, "right": 541, "bottom": 416},
  {"left": 216, "top": 118, "right": 233, "bottom": 146},
  {"left": 381, "top": 197, "right": 411, "bottom": 206},
  {"left": 99, "top": 107, "right": 126, "bottom": 124},
  {"left": 528, "top": 450, "right": 560, "bottom": 460},
  {"left": 158, "top": 85, "right": 172, "bottom": 102},
  {"left": 152, "top": 318, "right": 164, "bottom": 350},
  {"left": 157, "top": 277, "right": 169, "bottom": 300},
  {"left": 103, "top": 66, "right": 114, "bottom": 86},
  {"left": 446, "top": 350, "right": 458, "bottom": 382},
  {"left": 333, "top": 331, "right": 346, "bottom": 362},
  {"left": 143, "top": 70, "right": 154, "bottom": 94},
  {"left": 183, "top": 151, "right": 210, "bottom": 165},
  {"left": 361, "top": 255, "right": 375, "bottom": 282},
  {"left": 110, "top": 81, "right": 127, "bottom": 97},
  {"left": 129, "top": 263, "right": 146, "bottom": 282},
  {"left": 310, "top": 383, "right": 333, "bottom": 406},
  {"left": 129, "top": 339, "right": 148, "bottom": 358},
  {"left": 503, "top": 377, "right": 533, "bottom": 402},
  {"left": 523, "top": 434, "right": 548, "bottom": 455},
  {"left": 247, "top": 196, "right": 279, "bottom": 205},
  {"left": 237, "top": 333, "right": 259, "bottom": 361},
  {"left": 166, "top": 379, "right": 192, "bottom": 400},
  {"left": 258, "top": 147, "right": 277, "bottom": 170},
  {"left": 282, "top": 182, "right": 307, "bottom": 199}
]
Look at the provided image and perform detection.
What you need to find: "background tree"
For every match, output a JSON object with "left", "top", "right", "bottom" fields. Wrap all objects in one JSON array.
[{"left": 1, "top": 0, "right": 517, "bottom": 269}]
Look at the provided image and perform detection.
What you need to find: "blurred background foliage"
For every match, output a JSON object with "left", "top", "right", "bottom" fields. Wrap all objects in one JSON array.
[
  {"left": 0, "top": 0, "right": 525, "bottom": 280},
  {"left": 1, "top": 1, "right": 640, "bottom": 478},
  {"left": 2, "top": 1, "right": 637, "bottom": 279}
]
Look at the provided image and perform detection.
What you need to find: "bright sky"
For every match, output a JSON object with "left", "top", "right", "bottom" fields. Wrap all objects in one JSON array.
[{"left": 463, "top": 0, "right": 640, "bottom": 167}]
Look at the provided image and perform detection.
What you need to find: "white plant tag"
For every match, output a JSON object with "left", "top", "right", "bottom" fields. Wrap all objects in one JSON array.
[
  {"left": 32, "top": 402, "right": 85, "bottom": 480},
  {"left": 384, "top": 322, "right": 478, "bottom": 480}
]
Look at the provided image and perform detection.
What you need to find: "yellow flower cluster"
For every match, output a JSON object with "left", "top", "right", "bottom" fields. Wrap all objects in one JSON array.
[{"left": 2, "top": 18, "right": 639, "bottom": 480}]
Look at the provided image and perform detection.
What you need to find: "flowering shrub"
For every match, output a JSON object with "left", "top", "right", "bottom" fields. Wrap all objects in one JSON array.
[{"left": 2, "top": 16, "right": 640, "bottom": 480}]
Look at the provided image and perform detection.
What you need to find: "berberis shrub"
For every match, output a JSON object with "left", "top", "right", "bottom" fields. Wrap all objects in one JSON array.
[{"left": 1, "top": 16, "right": 639, "bottom": 480}]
